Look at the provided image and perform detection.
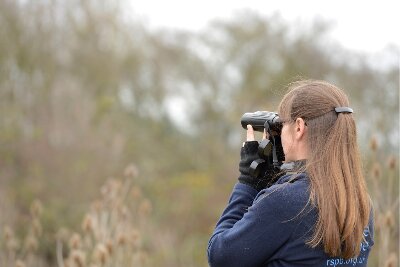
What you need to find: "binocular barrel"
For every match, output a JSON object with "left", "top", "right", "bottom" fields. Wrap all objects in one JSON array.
[{"left": 240, "top": 111, "right": 282, "bottom": 134}]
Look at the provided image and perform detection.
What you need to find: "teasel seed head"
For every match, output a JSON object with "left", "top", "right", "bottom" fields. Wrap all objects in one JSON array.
[
  {"left": 124, "top": 164, "right": 139, "bottom": 178},
  {"left": 3, "top": 225, "right": 13, "bottom": 241},
  {"left": 119, "top": 205, "right": 129, "bottom": 221},
  {"left": 56, "top": 227, "right": 70, "bottom": 242},
  {"left": 30, "top": 199, "right": 43, "bottom": 218},
  {"left": 371, "top": 163, "right": 381, "bottom": 180},
  {"left": 25, "top": 234, "right": 39, "bottom": 253},
  {"left": 94, "top": 243, "right": 109, "bottom": 265},
  {"left": 369, "top": 136, "right": 378, "bottom": 151},
  {"left": 69, "top": 233, "right": 82, "bottom": 250},
  {"left": 387, "top": 155, "right": 397, "bottom": 170},
  {"left": 384, "top": 252, "right": 398, "bottom": 267},
  {"left": 130, "top": 229, "right": 141, "bottom": 248},
  {"left": 82, "top": 214, "right": 94, "bottom": 234},
  {"left": 70, "top": 249, "right": 86, "bottom": 267},
  {"left": 105, "top": 239, "right": 114, "bottom": 256},
  {"left": 91, "top": 200, "right": 102, "bottom": 213},
  {"left": 117, "top": 233, "right": 128, "bottom": 246},
  {"left": 15, "top": 260, "right": 26, "bottom": 267},
  {"left": 138, "top": 199, "right": 152, "bottom": 217}
]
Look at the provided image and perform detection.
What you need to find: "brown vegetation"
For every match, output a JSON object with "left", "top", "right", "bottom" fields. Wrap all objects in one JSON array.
[{"left": 0, "top": 0, "right": 398, "bottom": 266}]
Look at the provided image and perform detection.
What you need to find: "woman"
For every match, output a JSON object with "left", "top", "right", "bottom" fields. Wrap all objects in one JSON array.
[{"left": 207, "top": 80, "right": 374, "bottom": 267}]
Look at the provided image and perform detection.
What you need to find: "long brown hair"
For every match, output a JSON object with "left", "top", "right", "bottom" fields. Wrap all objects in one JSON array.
[{"left": 278, "top": 80, "right": 371, "bottom": 258}]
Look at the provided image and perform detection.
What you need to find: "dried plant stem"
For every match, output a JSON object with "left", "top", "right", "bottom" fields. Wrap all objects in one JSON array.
[{"left": 56, "top": 240, "right": 64, "bottom": 267}]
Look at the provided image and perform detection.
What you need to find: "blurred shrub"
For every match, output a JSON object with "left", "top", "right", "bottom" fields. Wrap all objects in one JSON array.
[{"left": 0, "top": 0, "right": 398, "bottom": 266}]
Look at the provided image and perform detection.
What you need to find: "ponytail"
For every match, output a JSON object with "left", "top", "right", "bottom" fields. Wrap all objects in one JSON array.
[{"left": 278, "top": 80, "right": 371, "bottom": 258}]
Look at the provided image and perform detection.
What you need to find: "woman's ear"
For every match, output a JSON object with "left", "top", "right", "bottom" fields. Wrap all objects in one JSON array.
[{"left": 294, "top": 118, "right": 307, "bottom": 140}]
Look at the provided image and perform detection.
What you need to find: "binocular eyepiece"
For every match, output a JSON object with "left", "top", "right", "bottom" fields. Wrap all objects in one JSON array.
[{"left": 240, "top": 111, "right": 285, "bottom": 181}]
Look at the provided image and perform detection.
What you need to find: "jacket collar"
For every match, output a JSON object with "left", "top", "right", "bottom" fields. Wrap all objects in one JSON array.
[{"left": 277, "top": 160, "right": 307, "bottom": 184}]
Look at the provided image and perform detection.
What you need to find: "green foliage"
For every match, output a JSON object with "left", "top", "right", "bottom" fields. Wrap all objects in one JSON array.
[{"left": 0, "top": 0, "right": 398, "bottom": 266}]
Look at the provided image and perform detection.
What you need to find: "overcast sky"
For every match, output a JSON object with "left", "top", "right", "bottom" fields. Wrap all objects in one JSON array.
[{"left": 127, "top": 0, "right": 400, "bottom": 54}]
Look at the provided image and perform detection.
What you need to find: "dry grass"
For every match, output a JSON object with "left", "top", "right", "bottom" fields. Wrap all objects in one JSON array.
[
  {"left": 367, "top": 137, "right": 399, "bottom": 266},
  {"left": 1, "top": 164, "right": 153, "bottom": 267},
  {"left": 58, "top": 164, "right": 152, "bottom": 267},
  {"left": 1, "top": 146, "right": 399, "bottom": 266},
  {"left": 1, "top": 200, "right": 45, "bottom": 266}
]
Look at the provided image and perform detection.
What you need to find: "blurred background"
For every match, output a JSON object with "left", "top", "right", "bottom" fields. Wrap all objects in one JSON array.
[{"left": 0, "top": 0, "right": 398, "bottom": 266}]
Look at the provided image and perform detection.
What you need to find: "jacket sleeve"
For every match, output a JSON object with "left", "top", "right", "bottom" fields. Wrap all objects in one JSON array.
[{"left": 207, "top": 182, "right": 299, "bottom": 267}]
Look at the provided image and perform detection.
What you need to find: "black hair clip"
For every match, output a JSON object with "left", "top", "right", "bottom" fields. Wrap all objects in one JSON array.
[{"left": 334, "top": 107, "right": 353, "bottom": 114}]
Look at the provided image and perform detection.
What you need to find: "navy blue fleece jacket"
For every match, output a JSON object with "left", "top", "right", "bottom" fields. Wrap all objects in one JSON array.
[{"left": 207, "top": 173, "right": 374, "bottom": 267}]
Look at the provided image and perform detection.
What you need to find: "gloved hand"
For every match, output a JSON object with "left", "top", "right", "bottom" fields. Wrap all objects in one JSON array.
[
  {"left": 238, "top": 125, "right": 274, "bottom": 191},
  {"left": 238, "top": 140, "right": 261, "bottom": 187}
]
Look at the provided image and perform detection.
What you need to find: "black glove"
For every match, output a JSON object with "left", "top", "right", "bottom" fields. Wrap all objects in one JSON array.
[{"left": 238, "top": 141, "right": 270, "bottom": 191}]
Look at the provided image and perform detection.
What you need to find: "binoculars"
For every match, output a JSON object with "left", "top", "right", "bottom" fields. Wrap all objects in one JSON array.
[{"left": 240, "top": 111, "right": 285, "bottom": 179}]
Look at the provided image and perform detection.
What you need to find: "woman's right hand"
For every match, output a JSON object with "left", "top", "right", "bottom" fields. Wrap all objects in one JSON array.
[{"left": 243, "top": 125, "right": 268, "bottom": 146}]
